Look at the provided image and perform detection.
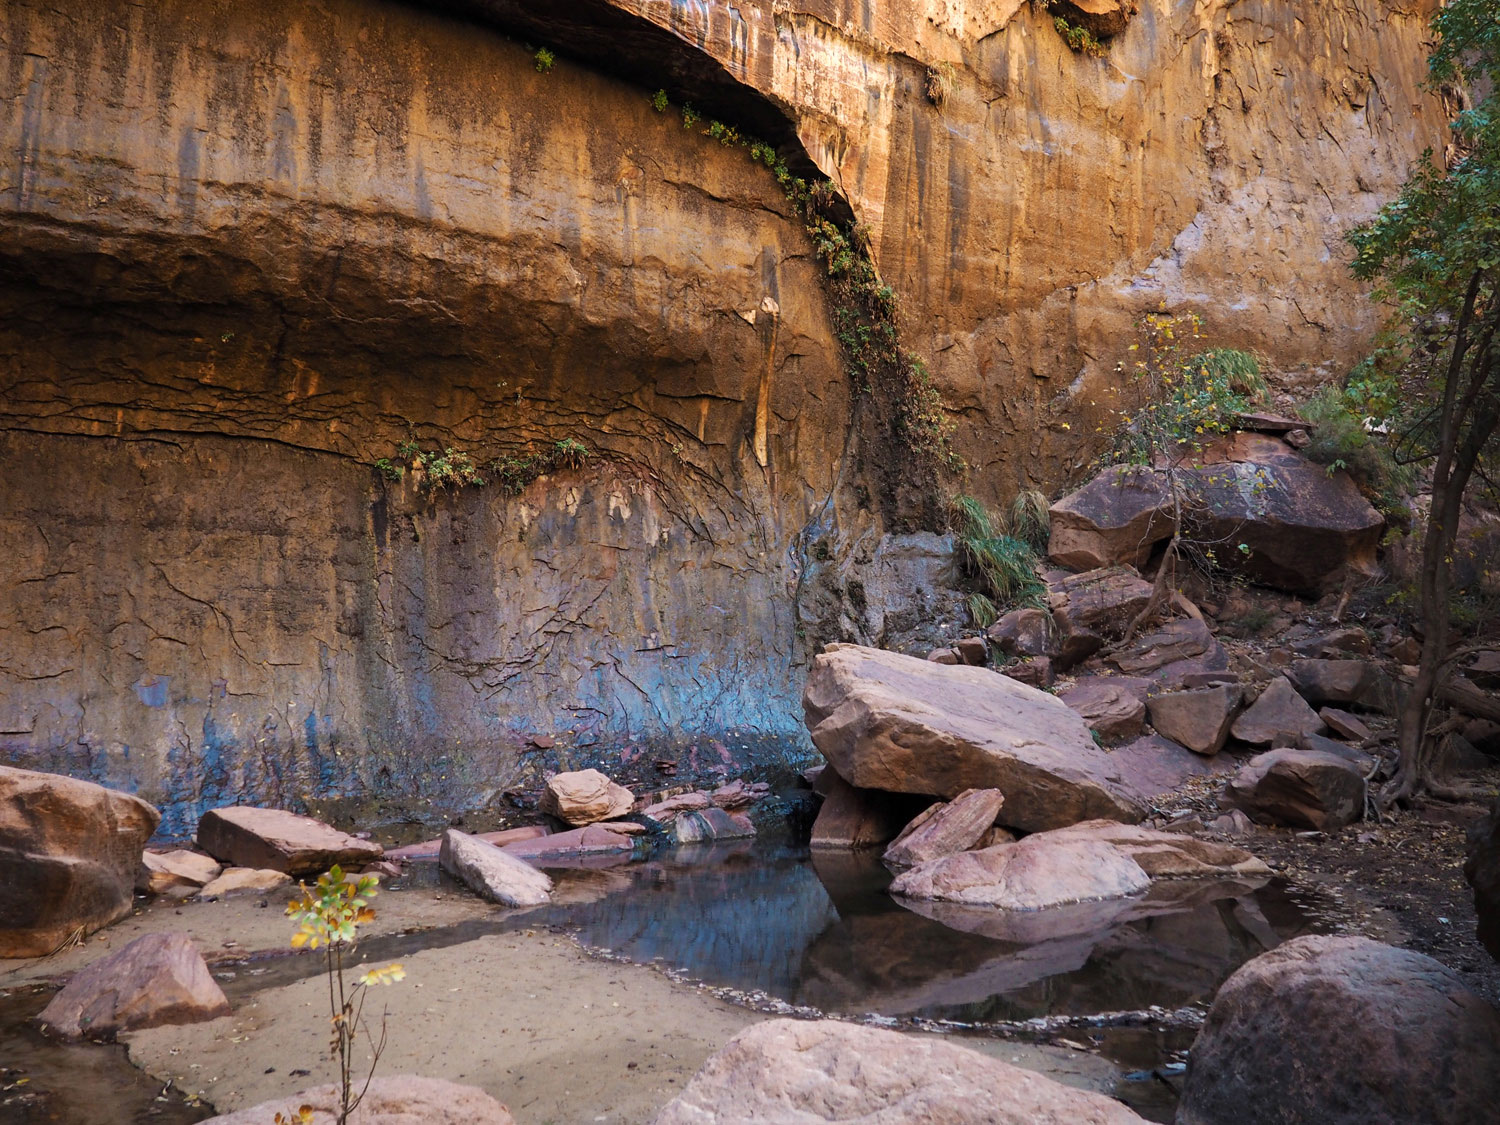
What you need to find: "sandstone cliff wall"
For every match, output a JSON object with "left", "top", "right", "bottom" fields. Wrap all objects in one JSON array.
[
  {"left": 0, "top": 0, "right": 1448, "bottom": 828},
  {"left": 0, "top": 0, "right": 886, "bottom": 832}
]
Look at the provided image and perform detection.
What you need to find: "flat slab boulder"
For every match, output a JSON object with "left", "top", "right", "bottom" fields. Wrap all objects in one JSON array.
[
  {"left": 890, "top": 834, "right": 1151, "bottom": 910},
  {"left": 501, "top": 823, "right": 636, "bottom": 862},
  {"left": 1177, "top": 936, "right": 1500, "bottom": 1125},
  {"left": 654, "top": 1018, "right": 1148, "bottom": 1125},
  {"left": 539, "top": 769, "right": 635, "bottom": 826},
  {"left": 1106, "top": 734, "right": 1235, "bottom": 802},
  {"left": 386, "top": 825, "right": 548, "bottom": 861},
  {"left": 803, "top": 645, "right": 1144, "bottom": 832},
  {"left": 440, "top": 829, "right": 552, "bottom": 907},
  {"left": 36, "top": 932, "right": 228, "bottom": 1041},
  {"left": 1056, "top": 676, "right": 1148, "bottom": 741},
  {"left": 1230, "top": 676, "right": 1325, "bottom": 746},
  {"left": 1226, "top": 748, "right": 1366, "bottom": 831},
  {"left": 1286, "top": 658, "right": 1392, "bottom": 712},
  {"left": 201, "top": 1076, "right": 515, "bottom": 1124},
  {"left": 1048, "top": 464, "right": 1174, "bottom": 571},
  {"left": 1107, "top": 618, "right": 1228, "bottom": 688},
  {"left": 197, "top": 806, "right": 382, "bottom": 877},
  {"left": 1039, "top": 820, "right": 1270, "bottom": 879},
  {"left": 137, "top": 849, "right": 222, "bottom": 895},
  {"left": 197, "top": 867, "right": 292, "bottom": 899},
  {"left": 883, "top": 789, "right": 1004, "bottom": 869},
  {"left": 0, "top": 766, "right": 160, "bottom": 958}
]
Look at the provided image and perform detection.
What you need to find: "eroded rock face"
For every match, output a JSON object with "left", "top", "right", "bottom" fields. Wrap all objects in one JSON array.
[
  {"left": 653, "top": 1018, "right": 1149, "bottom": 1124},
  {"left": 200, "top": 1076, "right": 515, "bottom": 1125},
  {"left": 803, "top": 645, "right": 1145, "bottom": 831},
  {"left": 36, "top": 933, "right": 229, "bottom": 1041},
  {"left": 0, "top": 0, "right": 853, "bottom": 832},
  {"left": 0, "top": 766, "right": 160, "bottom": 959},
  {"left": 1178, "top": 936, "right": 1500, "bottom": 1125}
]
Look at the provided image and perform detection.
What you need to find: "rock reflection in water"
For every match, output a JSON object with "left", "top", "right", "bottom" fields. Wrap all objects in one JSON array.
[{"left": 534, "top": 843, "right": 1323, "bottom": 1024}]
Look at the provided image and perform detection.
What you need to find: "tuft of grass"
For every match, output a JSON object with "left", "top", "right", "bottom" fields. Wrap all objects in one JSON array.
[
  {"left": 949, "top": 495, "right": 1045, "bottom": 610},
  {"left": 1008, "top": 489, "right": 1051, "bottom": 552},
  {"left": 1189, "top": 348, "right": 1267, "bottom": 404},
  {"left": 966, "top": 592, "right": 999, "bottom": 629}
]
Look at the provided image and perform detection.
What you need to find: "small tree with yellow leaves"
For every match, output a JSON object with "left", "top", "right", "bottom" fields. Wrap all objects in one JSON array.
[{"left": 281, "top": 865, "right": 405, "bottom": 1125}]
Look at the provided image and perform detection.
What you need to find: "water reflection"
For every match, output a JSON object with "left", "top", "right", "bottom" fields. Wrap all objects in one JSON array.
[{"left": 522, "top": 842, "right": 1327, "bottom": 1025}]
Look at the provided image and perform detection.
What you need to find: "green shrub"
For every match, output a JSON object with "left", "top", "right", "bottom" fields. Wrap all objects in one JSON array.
[
  {"left": 650, "top": 89, "right": 669, "bottom": 113},
  {"left": 1299, "top": 386, "right": 1413, "bottom": 515},
  {"left": 1188, "top": 348, "right": 1267, "bottom": 403},
  {"left": 1052, "top": 15, "right": 1106, "bottom": 55},
  {"left": 534, "top": 47, "right": 555, "bottom": 73}
]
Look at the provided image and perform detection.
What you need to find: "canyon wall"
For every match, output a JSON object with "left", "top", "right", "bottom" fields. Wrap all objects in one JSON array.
[{"left": 0, "top": 0, "right": 1447, "bottom": 828}]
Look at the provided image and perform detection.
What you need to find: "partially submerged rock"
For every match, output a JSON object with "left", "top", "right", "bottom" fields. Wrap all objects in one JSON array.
[
  {"left": 883, "top": 789, "right": 1004, "bottom": 870},
  {"left": 1039, "top": 820, "right": 1270, "bottom": 879},
  {"left": 1177, "top": 936, "right": 1500, "bottom": 1125},
  {"left": 200, "top": 1075, "right": 515, "bottom": 1125},
  {"left": 36, "top": 932, "right": 228, "bottom": 1041},
  {"left": 672, "top": 807, "right": 755, "bottom": 845},
  {"left": 386, "top": 825, "right": 548, "bottom": 861},
  {"left": 803, "top": 644, "right": 1144, "bottom": 831},
  {"left": 1229, "top": 676, "right": 1325, "bottom": 746},
  {"left": 654, "top": 1018, "right": 1148, "bottom": 1125},
  {"left": 196, "top": 806, "right": 382, "bottom": 877},
  {"left": 539, "top": 769, "right": 635, "bottom": 827},
  {"left": 1226, "top": 748, "right": 1366, "bottom": 831},
  {"left": 890, "top": 834, "right": 1151, "bottom": 910},
  {"left": 440, "top": 829, "right": 552, "bottom": 907},
  {"left": 810, "top": 768, "right": 922, "bottom": 850},
  {"left": 0, "top": 765, "right": 160, "bottom": 958},
  {"left": 1146, "top": 685, "right": 1239, "bottom": 756},
  {"left": 501, "top": 823, "right": 636, "bottom": 863}
]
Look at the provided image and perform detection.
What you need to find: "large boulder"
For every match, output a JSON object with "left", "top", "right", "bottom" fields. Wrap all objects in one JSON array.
[
  {"left": 1146, "top": 685, "right": 1239, "bottom": 755},
  {"left": 1107, "top": 734, "right": 1235, "bottom": 801},
  {"left": 1047, "top": 465, "right": 1174, "bottom": 571},
  {"left": 0, "top": 766, "right": 160, "bottom": 958},
  {"left": 1048, "top": 566, "right": 1156, "bottom": 641},
  {"left": 1183, "top": 433, "right": 1384, "bottom": 594},
  {"left": 883, "top": 789, "right": 1005, "bottom": 869},
  {"left": 196, "top": 806, "right": 382, "bottom": 877},
  {"left": 440, "top": 829, "right": 552, "bottom": 906},
  {"left": 1106, "top": 618, "right": 1228, "bottom": 688},
  {"left": 538, "top": 769, "right": 635, "bottom": 826},
  {"left": 1226, "top": 748, "right": 1366, "bottom": 831},
  {"left": 1229, "top": 676, "right": 1325, "bottom": 746},
  {"left": 36, "top": 932, "right": 228, "bottom": 1041},
  {"left": 137, "top": 849, "right": 221, "bottom": 895},
  {"left": 1177, "top": 935, "right": 1500, "bottom": 1125},
  {"left": 1465, "top": 796, "right": 1500, "bottom": 962},
  {"left": 1286, "top": 658, "right": 1393, "bottom": 712},
  {"left": 653, "top": 1018, "right": 1148, "bottom": 1125},
  {"left": 200, "top": 1076, "right": 515, "bottom": 1124},
  {"left": 1056, "top": 676, "right": 1148, "bottom": 741},
  {"left": 803, "top": 645, "right": 1144, "bottom": 832},
  {"left": 890, "top": 820, "right": 1267, "bottom": 910},
  {"left": 810, "top": 767, "right": 923, "bottom": 850},
  {"left": 890, "top": 834, "right": 1152, "bottom": 909}
]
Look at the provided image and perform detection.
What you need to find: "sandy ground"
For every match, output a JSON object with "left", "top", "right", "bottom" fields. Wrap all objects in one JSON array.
[{"left": 10, "top": 881, "right": 1117, "bottom": 1125}]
